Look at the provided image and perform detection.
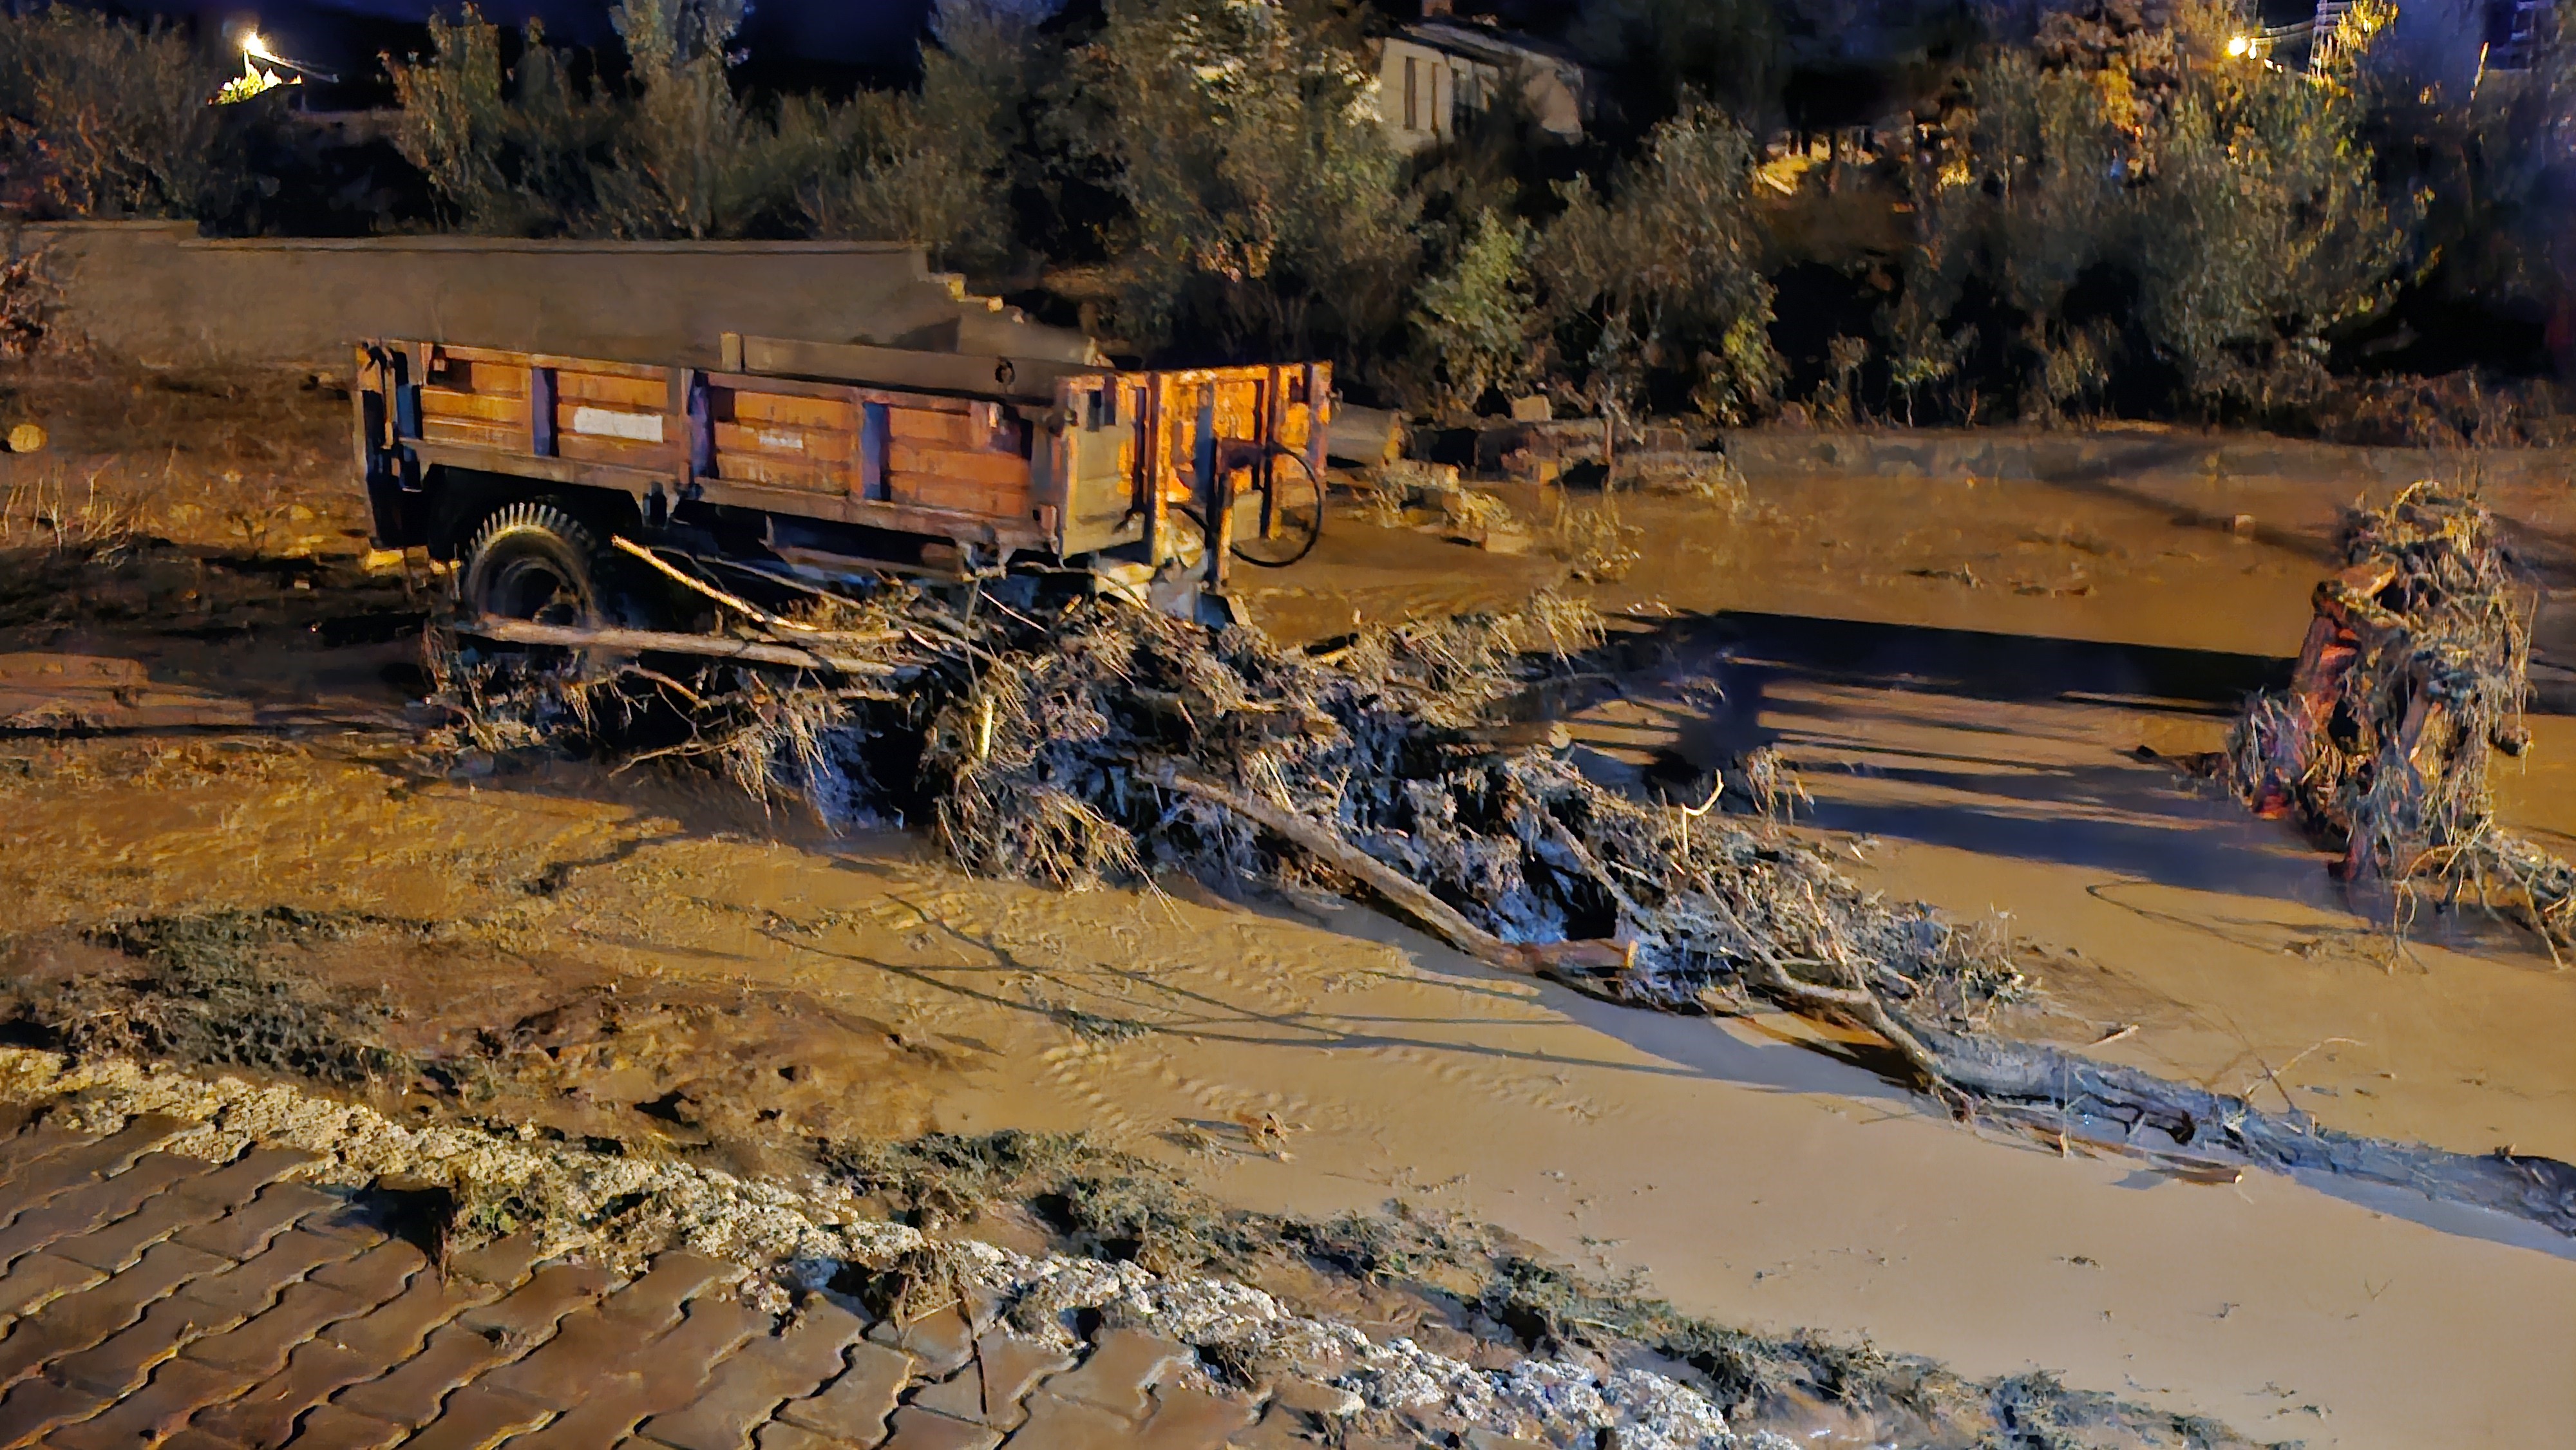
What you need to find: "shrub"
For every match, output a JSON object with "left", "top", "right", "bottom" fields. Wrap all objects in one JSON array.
[
  {"left": 795, "top": 1, "right": 1034, "bottom": 274},
  {"left": 1893, "top": 0, "right": 2405, "bottom": 422},
  {"left": 1410, "top": 207, "right": 1538, "bottom": 420},
  {"left": 0, "top": 7, "right": 221, "bottom": 220},
  {"left": 1534, "top": 101, "right": 1781, "bottom": 423},
  {"left": 1057, "top": 0, "right": 1419, "bottom": 361}
]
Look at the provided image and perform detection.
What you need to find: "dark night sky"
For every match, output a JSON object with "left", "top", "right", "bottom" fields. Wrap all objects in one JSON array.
[{"left": 128, "top": 0, "right": 941, "bottom": 73}]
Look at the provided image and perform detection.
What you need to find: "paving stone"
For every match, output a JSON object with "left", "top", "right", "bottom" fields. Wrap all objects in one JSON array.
[
  {"left": 482, "top": 1252, "right": 748, "bottom": 1411},
  {"left": 312, "top": 1269, "right": 504, "bottom": 1368},
  {"left": 864, "top": 1308, "right": 975, "bottom": 1380},
  {"left": 0, "top": 1153, "right": 207, "bottom": 1272},
  {"left": 165, "top": 1147, "right": 323, "bottom": 1215},
  {"left": 1133, "top": 1386, "right": 1261, "bottom": 1450},
  {"left": 0, "top": 1239, "right": 229, "bottom": 1387},
  {"left": 906, "top": 1335, "right": 1076, "bottom": 1431},
  {"left": 41, "top": 1282, "right": 256, "bottom": 1403},
  {"left": 0, "top": 1252, "right": 106, "bottom": 1323},
  {"left": 643, "top": 1295, "right": 771, "bottom": 1382},
  {"left": 0, "top": 1373, "right": 117, "bottom": 1447},
  {"left": 753, "top": 1422, "right": 864, "bottom": 1450},
  {"left": 174, "top": 1182, "right": 343, "bottom": 1262},
  {"left": 175, "top": 1229, "right": 365, "bottom": 1321},
  {"left": 153, "top": 1429, "right": 243, "bottom": 1450},
  {"left": 482, "top": 1300, "right": 672, "bottom": 1409},
  {"left": 635, "top": 1300, "right": 868, "bottom": 1450},
  {"left": 502, "top": 1371, "right": 663, "bottom": 1450},
  {"left": 500, "top": 1315, "right": 772, "bottom": 1450},
  {"left": 596, "top": 1252, "right": 745, "bottom": 1329},
  {"left": 38, "top": 1353, "right": 252, "bottom": 1450},
  {"left": 278, "top": 1401, "right": 410, "bottom": 1450},
  {"left": 178, "top": 1279, "right": 371, "bottom": 1377},
  {"left": 451, "top": 1261, "right": 618, "bottom": 1346},
  {"left": 397, "top": 1382, "right": 556, "bottom": 1450},
  {"left": 876, "top": 1406, "right": 1003, "bottom": 1450},
  {"left": 441, "top": 1232, "right": 547, "bottom": 1291},
  {"left": 1032, "top": 1328, "right": 1192, "bottom": 1422},
  {"left": 306, "top": 1239, "right": 426, "bottom": 1303},
  {"left": 0, "top": 1124, "right": 90, "bottom": 1185},
  {"left": 327, "top": 1321, "right": 516, "bottom": 1428},
  {"left": 0, "top": 1119, "right": 189, "bottom": 1225},
  {"left": 191, "top": 1337, "right": 380, "bottom": 1445},
  {"left": 53, "top": 1284, "right": 234, "bottom": 1395},
  {"left": 992, "top": 1391, "right": 1135, "bottom": 1450},
  {"left": 779, "top": 1341, "right": 915, "bottom": 1441},
  {"left": 58, "top": 1163, "right": 267, "bottom": 1274},
  {"left": 296, "top": 1202, "right": 391, "bottom": 1245}
]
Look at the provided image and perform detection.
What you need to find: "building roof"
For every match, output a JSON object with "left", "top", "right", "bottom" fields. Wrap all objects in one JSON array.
[{"left": 1397, "top": 20, "right": 1587, "bottom": 80}]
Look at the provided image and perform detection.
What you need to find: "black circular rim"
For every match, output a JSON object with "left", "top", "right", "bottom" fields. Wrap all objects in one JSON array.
[
  {"left": 1226, "top": 448, "right": 1325, "bottom": 569},
  {"left": 475, "top": 543, "right": 591, "bottom": 626}
]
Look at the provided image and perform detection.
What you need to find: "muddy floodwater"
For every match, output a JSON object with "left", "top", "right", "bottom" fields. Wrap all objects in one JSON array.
[{"left": 3, "top": 425, "right": 2571, "bottom": 1447}]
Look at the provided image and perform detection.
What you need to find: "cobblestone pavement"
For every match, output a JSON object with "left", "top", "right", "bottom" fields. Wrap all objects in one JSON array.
[{"left": 0, "top": 1113, "right": 1409, "bottom": 1450}]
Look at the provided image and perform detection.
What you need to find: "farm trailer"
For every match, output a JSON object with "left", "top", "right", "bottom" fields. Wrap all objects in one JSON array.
[{"left": 353, "top": 332, "right": 1331, "bottom": 626}]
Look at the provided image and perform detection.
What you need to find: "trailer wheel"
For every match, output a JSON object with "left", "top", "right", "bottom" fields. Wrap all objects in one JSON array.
[{"left": 462, "top": 501, "right": 611, "bottom": 627}]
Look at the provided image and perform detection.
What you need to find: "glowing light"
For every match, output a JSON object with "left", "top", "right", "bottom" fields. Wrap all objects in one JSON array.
[
  {"left": 2225, "top": 34, "right": 2253, "bottom": 57},
  {"left": 240, "top": 30, "right": 270, "bottom": 59}
]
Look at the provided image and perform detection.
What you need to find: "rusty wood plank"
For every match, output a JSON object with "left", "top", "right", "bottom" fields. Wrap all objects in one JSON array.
[
  {"left": 558, "top": 433, "right": 676, "bottom": 470},
  {"left": 433, "top": 359, "right": 528, "bottom": 397},
  {"left": 554, "top": 372, "right": 670, "bottom": 409},
  {"left": 712, "top": 422, "right": 853, "bottom": 464},
  {"left": 895, "top": 475, "right": 1035, "bottom": 521},
  {"left": 433, "top": 344, "right": 663, "bottom": 379},
  {"left": 706, "top": 372, "right": 976, "bottom": 414},
  {"left": 884, "top": 408, "right": 978, "bottom": 446},
  {"left": 722, "top": 391, "right": 857, "bottom": 432},
  {"left": 713, "top": 453, "right": 846, "bottom": 493},
  {"left": 420, "top": 417, "right": 525, "bottom": 451},
  {"left": 687, "top": 478, "right": 1046, "bottom": 551},
  {"left": 418, "top": 388, "right": 529, "bottom": 426},
  {"left": 887, "top": 442, "right": 1028, "bottom": 489},
  {"left": 404, "top": 442, "right": 673, "bottom": 496}
]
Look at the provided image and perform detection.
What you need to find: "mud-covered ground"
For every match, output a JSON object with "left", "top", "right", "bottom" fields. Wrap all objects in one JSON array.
[{"left": 2, "top": 364, "right": 2571, "bottom": 1448}]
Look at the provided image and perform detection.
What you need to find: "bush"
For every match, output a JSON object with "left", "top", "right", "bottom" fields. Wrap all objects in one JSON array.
[
  {"left": 0, "top": 7, "right": 222, "bottom": 220},
  {"left": 1535, "top": 101, "right": 1781, "bottom": 423},
  {"left": 1056, "top": 0, "right": 1419, "bottom": 362},
  {"left": 795, "top": 1, "right": 1034, "bottom": 275},
  {"left": 1410, "top": 207, "right": 1538, "bottom": 420},
  {"left": 1892, "top": 0, "right": 2405, "bottom": 423}
]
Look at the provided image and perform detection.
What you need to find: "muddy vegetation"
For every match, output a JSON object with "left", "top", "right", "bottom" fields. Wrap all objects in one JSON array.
[
  {"left": 2220, "top": 482, "right": 2574, "bottom": 952},
  {"left": 436, "top": 545, "right": 2576, "bottom": 1239},
  {"left": 819, "top": 1127, "right": 2265, "bottom": 1449}
]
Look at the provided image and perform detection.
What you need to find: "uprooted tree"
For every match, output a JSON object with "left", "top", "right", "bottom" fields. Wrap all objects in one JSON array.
[
  {"left": 2221, "top": 480, "right": 2573, "bottom": 954},
  {"left": 433, "top": 551, "right": 2576, "bottom": 1236}
]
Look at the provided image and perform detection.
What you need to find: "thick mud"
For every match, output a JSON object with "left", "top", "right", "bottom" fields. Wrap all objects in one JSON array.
[{"left": 4, "top": 384, "right": 2572, "bottom": 1447}]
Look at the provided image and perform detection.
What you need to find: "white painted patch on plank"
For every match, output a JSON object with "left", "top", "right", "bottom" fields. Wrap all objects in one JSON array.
[
  {"left": 757, "top": 429, "right": 804, "bottom": 453},
  {"left": 571, "top": 407, "right": 663, "bottom": 442}
]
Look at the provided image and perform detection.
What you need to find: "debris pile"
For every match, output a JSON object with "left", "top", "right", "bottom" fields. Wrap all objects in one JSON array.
[
  {"left": 435, "top": 551, "right": 2576, "bottom": 1234},
  {"left": 922, "top": 599, "right": 2021, "bottom": 1026},
  {"left": 2221, "top": 482, "right": 2571, "bottom": 952}
]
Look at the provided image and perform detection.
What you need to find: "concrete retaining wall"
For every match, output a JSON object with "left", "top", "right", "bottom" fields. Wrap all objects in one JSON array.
[
  {"left": 1720, "top": 426, "right": 2576, "bottom": 493},
  {"left": 12, "top": 221, "right": 1092, "bottom": 372}
]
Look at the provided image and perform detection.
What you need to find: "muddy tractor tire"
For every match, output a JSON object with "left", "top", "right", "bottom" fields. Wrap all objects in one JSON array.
[{"left": 462, "top": 501, "right": 614, "bottom": 628}]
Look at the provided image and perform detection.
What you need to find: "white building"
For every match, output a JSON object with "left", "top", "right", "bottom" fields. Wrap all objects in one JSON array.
[{"left": 1376, "top": 12, "right": 1590, "bottom": 153}]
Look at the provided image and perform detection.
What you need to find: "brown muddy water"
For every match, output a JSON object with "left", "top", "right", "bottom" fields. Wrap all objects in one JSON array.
[{"left": 3, "top": 424, "right": 2572, "bottom": 1447}]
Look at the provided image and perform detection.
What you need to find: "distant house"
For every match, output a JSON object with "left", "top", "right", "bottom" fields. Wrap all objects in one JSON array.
[{"left": 1376, "top": 4, "right": 1590, "bottom": 153}]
